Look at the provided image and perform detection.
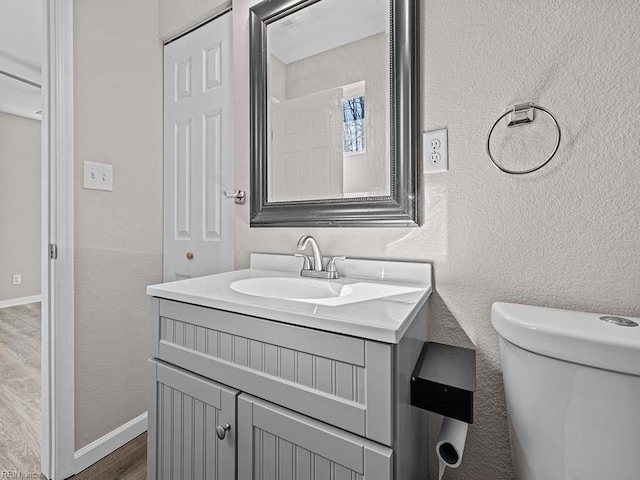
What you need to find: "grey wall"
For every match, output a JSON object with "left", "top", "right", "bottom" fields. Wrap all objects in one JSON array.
[
  {"left": 233, "top": 1, "right": 640, "bottom": 479},
  {"left": 0, "top": 112, "right": 40, "bottom": 303},
  {"left": 158, "top": 0, "right": 230, "bottom": 41},
  {"left": 74, "top": 0, "right": 163, "bottom": 450}
]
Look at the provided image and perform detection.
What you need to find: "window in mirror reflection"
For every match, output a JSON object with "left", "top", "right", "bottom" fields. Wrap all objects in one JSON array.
[{"left": 343, "top": 95, "right": 365, "bottom": 154}]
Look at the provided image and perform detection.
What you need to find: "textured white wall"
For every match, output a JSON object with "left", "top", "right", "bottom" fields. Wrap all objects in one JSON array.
[
  {"left": 158, "top": 0, "right": 230, "bottom": 40},
  {"left": 0, "top": 112, "right": 40, "bottom": 302},
  {"left": 233, "top": 1, "right": 640, "bottom": 478},
  {"left": 74, "top": 0, "right": 163, "bottom": 449}
]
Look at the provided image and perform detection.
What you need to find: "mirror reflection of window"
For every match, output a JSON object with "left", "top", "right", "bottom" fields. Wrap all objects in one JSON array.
[{"left": 343, "top": 95, "right": 365, "bottom": 154}]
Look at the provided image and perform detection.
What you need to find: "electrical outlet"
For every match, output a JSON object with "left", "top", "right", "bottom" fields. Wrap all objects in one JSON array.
[
  {"left": 83, "top": 161, "right": 113, "bottom": 191},
  {"left": 423, "top": 128, "right": 448, "bottom": 173},
  {"left": 12, "top": 274, "right": 21, "bottom": 285}
]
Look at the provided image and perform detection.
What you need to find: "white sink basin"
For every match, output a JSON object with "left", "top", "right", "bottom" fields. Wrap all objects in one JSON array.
[
  {"left": 148, "top": 254, "right": 433, "bottom": 342},
  {"left": 230, "top": 277, "right": 353, "bottom": 301},
  {"left": 230, "top": 276, "right": 424, "bottom": 306}
]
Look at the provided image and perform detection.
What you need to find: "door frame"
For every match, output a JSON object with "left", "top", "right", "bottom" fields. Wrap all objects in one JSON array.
[{"left": 41, "top": 0, "right": 75, "bottom": 477}]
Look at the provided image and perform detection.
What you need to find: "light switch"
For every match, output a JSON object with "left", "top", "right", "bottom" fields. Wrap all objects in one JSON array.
[{"left": 83, "top": 161, "right": 113, "bottom": 191}]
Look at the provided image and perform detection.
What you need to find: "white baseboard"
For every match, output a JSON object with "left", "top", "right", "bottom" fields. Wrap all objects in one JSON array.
[
  {"left": 0, "top": 295, "right": 42, "bottom": 309},
  {"left": 73, "top": 412, "right": 148, "bottom": 474}
]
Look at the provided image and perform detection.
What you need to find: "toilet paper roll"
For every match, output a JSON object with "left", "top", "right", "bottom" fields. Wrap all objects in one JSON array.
[{"left": 436, "top": 417, "right": 468, "bottom": 480}]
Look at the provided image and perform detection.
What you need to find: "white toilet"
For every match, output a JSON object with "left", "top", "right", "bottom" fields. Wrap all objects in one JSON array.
[{"left": 492, "top": 302, "right": 640, "bottom": 480}]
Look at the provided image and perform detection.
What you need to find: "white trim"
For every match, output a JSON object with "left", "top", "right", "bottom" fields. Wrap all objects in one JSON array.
[
  {"left": 40, "top": 0, "right": 51, "bottom": 473},
  {"left": 0, "top": 295, "right": 42, "bottom": 309},
  {"left": 41, "top": 0, "right": 75, "bottom": 478},
  {"left": 73, "top": 412, "right": 148, "bottom": 475}
]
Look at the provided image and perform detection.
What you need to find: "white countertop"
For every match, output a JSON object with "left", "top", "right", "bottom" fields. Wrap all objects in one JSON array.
[{"left": 147, "top": 254, "right": 432, "bottom": 344}]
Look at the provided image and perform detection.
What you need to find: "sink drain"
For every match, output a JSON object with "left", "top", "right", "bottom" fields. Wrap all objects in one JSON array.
[{"left": 599, "top": 316, "right": 639, "bottom": 327}]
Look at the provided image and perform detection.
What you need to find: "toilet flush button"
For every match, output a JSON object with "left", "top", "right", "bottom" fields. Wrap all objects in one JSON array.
[{"left": 599, "top": 316, "right": 639, "bottom": 327}]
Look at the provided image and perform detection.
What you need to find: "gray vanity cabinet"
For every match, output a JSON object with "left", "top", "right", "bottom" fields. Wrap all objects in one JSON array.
[
  {"left": 151, "top": 298, "right": 395, "bottom": 445},
  {"left": 148, "top": 360, "right": 238, "bottom": 480},
  {"left": 148, "top": 297, "right": 429, "bottom": 480},
  {"left": 237, "top": 394, "right": 392, "bottom": 480}
]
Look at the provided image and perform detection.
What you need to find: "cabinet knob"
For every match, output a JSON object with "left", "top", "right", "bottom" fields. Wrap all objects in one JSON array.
[
  {"left": 216, "top": 423, "right": 231, "bottom": 440},
  {"left": 186, "top": 251, "right": 194, "bottom": 260}
]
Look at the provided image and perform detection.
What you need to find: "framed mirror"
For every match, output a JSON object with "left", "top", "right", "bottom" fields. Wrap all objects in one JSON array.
[{"left": 250, "top": 0, "right": 419, "bottom": 227}]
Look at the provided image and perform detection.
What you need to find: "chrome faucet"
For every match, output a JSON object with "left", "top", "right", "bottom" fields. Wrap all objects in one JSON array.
[
  {"left": 295, "top": 235, "right": 345, "bottom": 279},
  {"left": 297, "top": 235, "right": 323, "bottom": 271}
]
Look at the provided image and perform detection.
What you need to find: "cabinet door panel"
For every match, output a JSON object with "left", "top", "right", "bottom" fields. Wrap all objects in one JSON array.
[
  {"left": 238, "top": 394, "right": 392, "bottom": 480},
  {"left": 148, "top": 360, "right": 238, "bottom": 480}
]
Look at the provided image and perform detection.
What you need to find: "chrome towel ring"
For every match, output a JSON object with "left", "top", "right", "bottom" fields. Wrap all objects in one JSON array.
[{"left": 486, "top": 103, "right": 561, "bottom": 175}]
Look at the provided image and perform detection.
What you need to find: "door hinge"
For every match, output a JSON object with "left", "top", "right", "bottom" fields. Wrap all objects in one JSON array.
[{"left": 49, "top": 244, "right": 58, "bottom": 260}]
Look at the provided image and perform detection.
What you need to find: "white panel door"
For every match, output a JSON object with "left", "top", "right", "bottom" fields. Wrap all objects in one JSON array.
[
  {"left": 164, "top": 14, "right": 233, "bottom": 282},
  {"left": 270, "top": 88, "right": 343, "bottom": 202}
]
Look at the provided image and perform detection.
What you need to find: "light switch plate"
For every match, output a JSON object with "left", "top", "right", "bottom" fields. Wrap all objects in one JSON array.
[
  {"left": 423, "top": 128, "right": 449, "bottom": 173},
  {"left": 83, "top": 161, "right": 113, "bottom": 191}
]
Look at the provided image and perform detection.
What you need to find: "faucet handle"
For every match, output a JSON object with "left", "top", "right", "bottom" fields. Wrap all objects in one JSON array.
[
  {"left": 326, "top": 256, "right": 346, "bottom": 273},
  {"left": 294, "top": 253, "right": 312, "bottom": 270}
]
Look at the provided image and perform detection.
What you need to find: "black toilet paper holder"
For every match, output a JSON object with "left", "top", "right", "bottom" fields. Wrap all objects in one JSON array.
[{"left": 410, "top": 342, "right": 476, "bottom": 424}]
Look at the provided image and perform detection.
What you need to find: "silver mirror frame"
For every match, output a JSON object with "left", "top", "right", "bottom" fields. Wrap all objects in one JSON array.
[{"left": 249, "top": 0, "right": 420, "bottom": 227}]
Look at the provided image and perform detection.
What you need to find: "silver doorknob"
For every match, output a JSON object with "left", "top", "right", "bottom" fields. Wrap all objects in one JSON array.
[
  {"left": 216, "top": 423, "right": 231, "bottom": 440},
  {"left": 223, "top": 190, "right": 246, "bottom": 205}
]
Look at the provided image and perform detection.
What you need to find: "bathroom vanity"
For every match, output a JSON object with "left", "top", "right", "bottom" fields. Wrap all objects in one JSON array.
[{"left": 147, "top": 254, "right": 431, "bottom": 479}]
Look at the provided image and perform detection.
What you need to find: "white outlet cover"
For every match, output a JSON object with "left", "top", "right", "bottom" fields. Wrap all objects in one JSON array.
[
  {"left": 12, "top": 274, "right": 21, "bottom": 285},
  {"left": 423, "top": 128, "right": 448, "bottom": 174},
  {"left": 83, "top": 161, "right": 113, "bottom": 191}
]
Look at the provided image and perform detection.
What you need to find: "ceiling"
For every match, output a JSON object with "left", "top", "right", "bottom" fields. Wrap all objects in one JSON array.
[
  {"left": 0, "top": 0, "right": 42, "bottom": 120},
  {"left": 268, "top": 0, "right": 388, "bottom": 65}
]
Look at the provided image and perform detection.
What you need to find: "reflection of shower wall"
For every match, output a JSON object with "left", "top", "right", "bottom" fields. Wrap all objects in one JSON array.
[
  {"left": 269, "top": 54, "right": 287, "bottom": 102},
  {"left": 267, "top": 54, "right": 288, "bottom": 196},
  {"left": 270, "top": 88, "right": 344, "bottom": 202},
  {"left": 285, "top": 33, "right": 389, "bottom": 197}
]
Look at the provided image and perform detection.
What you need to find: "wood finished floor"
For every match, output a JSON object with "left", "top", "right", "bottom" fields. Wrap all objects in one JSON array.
[
  {"left": 70, "top": 433, "right": 147, "bottom": 480},
  {"left": 0, "top": 302, "right": 41, "bottom": 477},
  {"left": 0, "top": 303, "right": 147, "bottom": 479}
]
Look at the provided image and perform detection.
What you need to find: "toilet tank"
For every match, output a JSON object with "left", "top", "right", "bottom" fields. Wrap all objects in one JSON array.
[{"left": 491, "top": 303, "right": 640, "bottom": 480}]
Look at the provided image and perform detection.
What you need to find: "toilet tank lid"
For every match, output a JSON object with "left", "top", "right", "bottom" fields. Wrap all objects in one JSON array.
[{"left": 491, "top": 303, "right": 640, "bottom": 376}]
